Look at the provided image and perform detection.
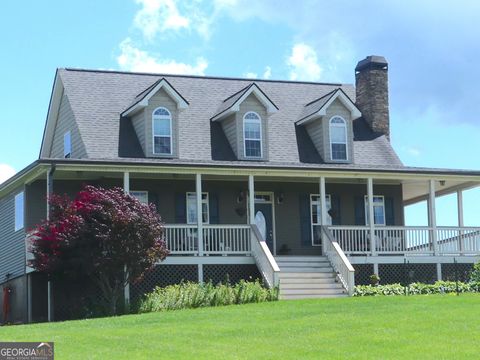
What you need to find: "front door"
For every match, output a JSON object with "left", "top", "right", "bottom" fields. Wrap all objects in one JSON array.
[{"left": 254, "top": 193, "right": 275, "bottom": 253}]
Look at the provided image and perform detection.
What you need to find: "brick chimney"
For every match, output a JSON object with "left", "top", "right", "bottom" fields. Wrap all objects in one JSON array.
[{"left": 355, "top": 55, "right": 390, "bottom": 140}]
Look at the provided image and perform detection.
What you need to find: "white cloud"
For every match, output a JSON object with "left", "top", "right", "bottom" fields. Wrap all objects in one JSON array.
[
  {"left": 243, "top": 72, "right": 257, "bottom": 79},
  {"left": 287, "top": 43, "right": 322, "bottom": 81},
  {"left": 117, "top": 38, "right": 208, "bottom": 75},
  {"left": 0, "top": 164, "right": 16, "bottom": 185},
  {"left": 404, "top": 146, "right": 421, "bottom": 157},
  {"left": 134, "top": 0, "right": 190, "bottom": 40},
  {"left": 263, "top": 66, "right": 272, "bottom": 79}
]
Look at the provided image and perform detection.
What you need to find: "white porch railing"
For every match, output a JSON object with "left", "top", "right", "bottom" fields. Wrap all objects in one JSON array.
[
  {"left": 164, "top": 224, "right": 251, "bottom": 255},
  {"left": 250, "top": 224, "right": 280, "bottom": 288},
  {"left": 328, "top": 225, "right": 480, "bottom": 255},
  {"left": 203, "top": 224, "right": 251, "bottom": 255},
  {"left": 322, "top": 226, "right": 355, "bottom": 296},
  {"left": 164, "top": 224, "right": 198, "bottom": 254}
]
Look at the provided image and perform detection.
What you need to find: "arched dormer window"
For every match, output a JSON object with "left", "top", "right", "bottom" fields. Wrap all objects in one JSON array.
[
  {"left": 243, "top": 112, "right": 262, "bottom": 158},
  {"left": 329, "top": 116, "right": 348, "bottom": 161},
  {"left": 152, "top": 107, "right": 172, "bottom": 155}
]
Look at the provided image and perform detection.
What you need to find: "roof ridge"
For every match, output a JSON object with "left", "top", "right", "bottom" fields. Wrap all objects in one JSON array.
[
  {"left": 304, "top": 88, "right": 338, "bottom": 107},
  {"left": 222, "top": 83, "right": 252, "bottom": 102},
  {"left": 61, "top": 67, "right": 347, "bottom": 87}
]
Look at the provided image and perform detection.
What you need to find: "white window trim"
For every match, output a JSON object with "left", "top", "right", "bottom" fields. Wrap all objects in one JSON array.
[
  {"left": 15, "top": 191, "right": 24, "bottom": 232},
  {"left": 63, "top": 131, "right": 71, "bottom": 158},
  {"left": 186, "top": 192, "right": 209, "bottom": 225},
  {"left": 243, "top": 111, "right": 263, "bottom": 159},
  {"left": 152, "top": 107, "right": 173, "bottom": 156},
  {"left": 364, "top": 195, "right": 386, "bottom": 226},
  {"left": 130, "top": 190, "right": 149, "bottom": 205},
  {"left": 310, "top": 194, "right": 332, "bottom": 246},
  {"left": 329, "top": 116, "right": 348, "bottom": 161}
]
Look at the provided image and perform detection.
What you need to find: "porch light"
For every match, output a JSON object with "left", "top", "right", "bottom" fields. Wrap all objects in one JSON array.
[
  {"left": 277, "top": 192, "right": 284, "bottom": 204},
  {"left": 439, "top": 180, "right": 446, "bottom": 186},
  {"left": 237, "top": 190, "right": 245, "bottom": 203}
]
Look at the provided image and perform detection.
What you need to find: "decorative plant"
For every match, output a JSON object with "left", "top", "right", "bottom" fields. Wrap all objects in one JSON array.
[
  {"left": 469, "top": 261, "right": 480, "bottom": 283},
  {"left": 369, "top": 274, "right": 380, "bottom": 286},
  {"left": 30, "top": 185, "right": 169, "bottom": 315}
]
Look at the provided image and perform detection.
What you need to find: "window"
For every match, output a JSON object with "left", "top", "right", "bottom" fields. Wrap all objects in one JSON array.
[
  {"left": 364, "top": 195, "right": 386, "bottom": 225},
  {"left": 310, "top": 194, "right": 331, "bottom": 246},
  {"left": 64, "top": 131, "right": 71, "bottom": 158},
  {"left": 243, "top": 112, "right": 262, "bottom": 158},
  {"left": 152, "top": 107, "right": 172, "bottom": 155},
  {"left": 130, "top": 191, "right": 148, "bottom": 205},
  {"left": 329, "top": 116, "right": 348, "bottom": 161},
  {"left": 15, "top": 192, "right": 24, "bottom": 231},
  {"left": 186, "top": 192, "right": 209, "bottom": 224}
]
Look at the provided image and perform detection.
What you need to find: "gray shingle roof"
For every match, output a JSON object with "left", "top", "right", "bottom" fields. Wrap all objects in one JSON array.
[{"left": 55, "top": 68, "right": 403, "bottom": 169}]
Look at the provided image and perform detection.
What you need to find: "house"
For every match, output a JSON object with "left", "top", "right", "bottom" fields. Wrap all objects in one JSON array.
[{"left": 1, "top": 55, "right": 479, "bottom": 323}]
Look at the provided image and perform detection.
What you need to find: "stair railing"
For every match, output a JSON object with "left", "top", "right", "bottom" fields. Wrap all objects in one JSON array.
[
  {"left": 322, "top": 226, "right": 355, "bottom": 296},
  {"left": 250, "top": 224, "right": 280, "bottom": 288}
]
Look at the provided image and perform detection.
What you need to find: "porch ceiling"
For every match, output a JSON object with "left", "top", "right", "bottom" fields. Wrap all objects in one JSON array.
[{"left": 402, "top": 179, "right": 479, "bottom": 205}]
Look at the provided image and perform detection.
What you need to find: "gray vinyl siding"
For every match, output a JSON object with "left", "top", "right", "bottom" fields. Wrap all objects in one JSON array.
[
  {"left": 50, "top": 94, "right": 87, "bottom": 159},
  {"left": 305, "top": 120, "right": 324, "bottom": 160},
  {"left": 131, "top": 110, "right": 146, "bottom": 155},
  {"left": 323, "top": 98, "right": 354, "bottom": 163},
  {"left": 0, "top": 188, "right": 26, "bottom": 282},
  {"left": 144, "top": 88, "right": 179, "bottom": 158},
  {"left": 221, "top": 114, "right": 238, "bottom": 157},
  {"left": 25, "top": 181, "right": 46, "bottom": 231},
  {"left": 236, "top": 94, "right": 268, "bottom": 161}
]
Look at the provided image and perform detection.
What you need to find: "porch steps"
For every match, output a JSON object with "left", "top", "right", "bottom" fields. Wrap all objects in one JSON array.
[{"left": 275, "top": 256, "right": 347, "bottom": 300}]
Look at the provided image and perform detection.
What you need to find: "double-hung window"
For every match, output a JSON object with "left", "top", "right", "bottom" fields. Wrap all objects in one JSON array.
[
  {"left": 243, "top": 112, "right": 262, "bottom": 158},
  {"left": 153, "top": 107, "right": 172, "bottom": 155},
  {"left": 15, "top": 192, "right": 24, "bottom": 231},
  {"left": 364, "top": 195, "right": 386, "bottom": 225},
  {"left": 130, "top": 191, "right": 149, "bottom": 205},
  {"left": 310, "top": 194, "right": 332, "bottom": 246},
  {"left": 329, "top": 116, "right": 348, "bottom": 161},
  {"left": 64, "top": 131, "right": 71, "bottom": 158},
  {"left": 186, "top": 192, "right": 209, "bottom": 224}
]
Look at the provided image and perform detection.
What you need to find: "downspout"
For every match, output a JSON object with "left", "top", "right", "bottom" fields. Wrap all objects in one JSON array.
[{"left": 47, "top": 164, "right": 55, "bottom": 322}]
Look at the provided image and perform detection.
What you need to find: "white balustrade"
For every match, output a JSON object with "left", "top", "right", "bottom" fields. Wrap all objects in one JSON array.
[
  {"left": 250, "top": 224, "right": 280, "bottom": 288},
  {"left": 322, "top": 226, "right": 355, "bottom": 296}
]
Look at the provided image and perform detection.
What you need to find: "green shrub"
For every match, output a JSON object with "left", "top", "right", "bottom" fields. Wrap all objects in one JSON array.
[
  {"left": 469, "top": 262, "right": 480, "bottom": 283},
  {"left": 138, "top": 280, "right": 279, "bottom": 313},
  {"left": 354, "top": 281, "right": 480, "bottom": 297}
]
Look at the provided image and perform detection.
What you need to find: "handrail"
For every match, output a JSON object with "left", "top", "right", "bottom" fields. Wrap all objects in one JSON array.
[
  {"left": 250, "top": 224, "right": 280, "bottom": 288},
  {"left": 322, "top": 226, "right": 355, "bottom": 296}
]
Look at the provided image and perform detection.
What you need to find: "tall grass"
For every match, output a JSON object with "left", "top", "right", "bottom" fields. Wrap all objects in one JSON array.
[{"left": 138, "top": 280, "right": 279, "bottom": 312}]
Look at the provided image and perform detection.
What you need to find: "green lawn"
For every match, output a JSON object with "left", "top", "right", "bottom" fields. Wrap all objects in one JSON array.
[{"left": 1, "top": 295, "right": 479, "bottom": 359}]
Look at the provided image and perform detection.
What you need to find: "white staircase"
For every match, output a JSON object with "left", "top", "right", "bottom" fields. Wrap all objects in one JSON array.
[{"left": 275, "top": 256, "right": 348, "bottom": 299}]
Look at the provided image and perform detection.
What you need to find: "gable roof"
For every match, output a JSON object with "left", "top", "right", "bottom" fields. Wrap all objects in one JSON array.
[
  {"left": 121, "top": 77, "right": 189, "bottom": 117},
  {"left": 211, "top": 82, "right": 279, "bottom": 121},
  {"left": 40, "top": 68, "right": 403, "bottom": 169},
  {"left": 296, "top": 88, "right": 361, "bottom": 125}
]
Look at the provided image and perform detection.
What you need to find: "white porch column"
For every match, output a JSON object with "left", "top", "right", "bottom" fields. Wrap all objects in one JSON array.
[
  {"left": 123, "top": 172, "right": 130, "bottom": 310},
  {"left": 367, "top": 178, "right": 375, "bottom": 255},
  {"left": 198, "top": 264, "right": 204, "bottom": 284},
  {"left": 320, "top": 177, "right": 327, "bottom": 251},
  {"left": 248, "top": 175, "right": 255, "bottom": 225},
  {"left": 457, "top": 190, "right": 464, "bottom": 254},
  {"left": 196, "top": 174, "right": 204, "bottom": 256},
  {"left": 123, "top": 171, "right": 130, "bottom": 193},
  {"left": 428, "top": 180, "right": 438, "bottom": 255}
]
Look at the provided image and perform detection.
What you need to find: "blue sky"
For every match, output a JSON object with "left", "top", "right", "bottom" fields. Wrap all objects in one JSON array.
[{"left": 0, "top": 0, "right": 479, "bottom": 225}]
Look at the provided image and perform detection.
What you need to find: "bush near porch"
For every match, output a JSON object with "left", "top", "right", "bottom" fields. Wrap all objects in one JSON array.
[
  {"left": 138, "top": 280, "right": 278, "bottom": 312},
  {"left": 354, "top": 281, "right": 480, "bottom": 296}
]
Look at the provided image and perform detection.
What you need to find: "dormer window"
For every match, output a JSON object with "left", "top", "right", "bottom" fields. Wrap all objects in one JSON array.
[
  {"left": 243, "top": 112, "right": 262, "bottom": 158},
  {"left": 329, "top": 116, "right": 348, "bottom": 161},
  {"left": 152, "top": 107, "right": 172, "bottom": 155}
]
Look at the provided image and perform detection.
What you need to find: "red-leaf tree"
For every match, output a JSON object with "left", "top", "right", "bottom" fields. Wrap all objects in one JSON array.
[{"left": 30, "top": 185, "right": 169, "bottom": 315}]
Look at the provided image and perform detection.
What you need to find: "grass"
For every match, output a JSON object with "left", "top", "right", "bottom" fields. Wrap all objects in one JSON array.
[{"left": 1, "top": 295, "right": 479, "bottom": 359}]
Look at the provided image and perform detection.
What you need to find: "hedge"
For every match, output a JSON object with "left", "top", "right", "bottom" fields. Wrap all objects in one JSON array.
[{"left": 354, "top": 281, "right": 480, "bottom": 296}]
